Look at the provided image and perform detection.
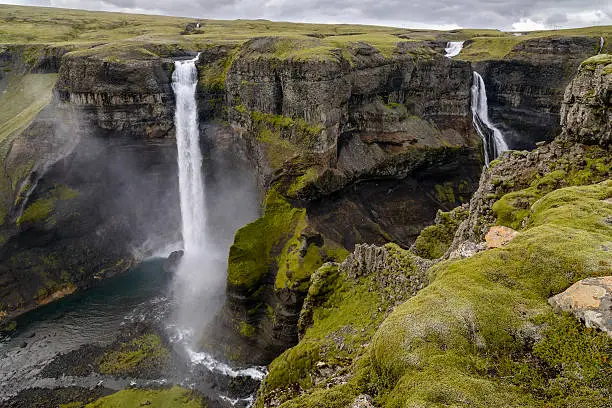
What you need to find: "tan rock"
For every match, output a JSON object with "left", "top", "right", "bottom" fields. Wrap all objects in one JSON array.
[
  {"left": 350, "top": 395, "right": 376, "bottom": 408},
  {"left": 549, "top": 276, "right": 612, "bottom": 336},
  {"left": 485, "top": 226, "right": 518, "bottom": 249}
]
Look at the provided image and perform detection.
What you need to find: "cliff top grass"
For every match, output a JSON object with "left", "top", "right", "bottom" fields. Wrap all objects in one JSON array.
[
  {"left": 0, "top": 73, "right": 57, "bottom": 144},
  {"left": 2, "top": 4, "right": 611, "bottom": 63}
]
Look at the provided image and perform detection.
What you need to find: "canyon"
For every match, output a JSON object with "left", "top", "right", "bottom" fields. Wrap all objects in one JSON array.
[{"left": 0, "top": 5, "right": 611, "bottom": 408}]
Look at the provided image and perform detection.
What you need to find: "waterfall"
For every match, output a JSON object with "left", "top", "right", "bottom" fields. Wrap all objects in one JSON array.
[
  {"left": 171, "top": 54, "right": 225, "bottom": 336},
  {"left": 599, "top": 37, "right": 605, "bottom": 54},
  {"left": 445, "top": 41, "right": 464, "bottom": 58},
  {"left": 173, "top": 55, "right": 206, "bottom": 253},
  {"left": 471, "top": 72, "right": 508, "bottom": 165}
]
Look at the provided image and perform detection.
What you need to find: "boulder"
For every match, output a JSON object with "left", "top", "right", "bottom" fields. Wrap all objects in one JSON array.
[
  {"left": 548, "top": 276, "right": 612, "bottom": 336},
  {"left": 163, "top": 250, "right": 184, "bottom": 274},
  {"left": 350, "top": 394, "right": 376, "bottom": 408},
  {"left": 485, "top": 226, "right": 518, "bottom": 248}
]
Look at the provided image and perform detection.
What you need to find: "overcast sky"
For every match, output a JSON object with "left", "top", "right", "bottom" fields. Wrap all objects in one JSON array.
[{"left": 4, "top": 0, "right": 612, "bottom": 31}]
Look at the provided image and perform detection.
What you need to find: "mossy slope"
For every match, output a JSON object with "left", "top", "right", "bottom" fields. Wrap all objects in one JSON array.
[
  {"left": 85, "top": 387, "right": 203, "bottom": 408},
  {"left": 260, "top": 178, "right": 612, "bottom": 407}
]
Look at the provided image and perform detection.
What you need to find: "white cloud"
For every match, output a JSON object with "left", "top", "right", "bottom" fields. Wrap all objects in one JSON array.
[{"left": 511, "top": 18, "right": 547, "bottom": 32}]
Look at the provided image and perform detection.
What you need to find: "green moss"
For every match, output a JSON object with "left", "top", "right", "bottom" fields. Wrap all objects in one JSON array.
[
  {"left": 85, "top": 387, "right": 203, "bottom": 408},
  {"left": 98, "top": 334, "right": 169, "bottom": 375},
  {"left": 238, "top": 320, "right": 256, "bottom": 337},
  {"left": 493, "top": 155, "right": 611, "bottom": 230},
  {"left": 16, "top": 184, "right": 79, "bottom": 227},
  {"left": 59, "top": 403, "right": 83, "bottom": 408},
  {"left": 198, "top": 49, "right": 237, "bottom": 92},
  {"left": 286, "top": 167, "right": 320, "bottom": 198},
  {"left": 412, "top": 206, "right": 468, "bottom": 259},
  {"left": 227, "top": 189, "right": 305, "bottom": 293},
  {"left": 580, "top": 54, "right": 612, "bottom": 70},
  {"left": 434, "top": 182, "right": 456, "bottom": 204},
  {"left": 259, "top": 245, "right": 424, "bottom": 407},
  {"left": 369, "top": 180, "right": 612, "bottom": 407},
  {"left": 239, "top": 108, "right": 325, "bottom": 169},
  {"left": 16, "top": 197, "right": 55, "bottom": 226}
]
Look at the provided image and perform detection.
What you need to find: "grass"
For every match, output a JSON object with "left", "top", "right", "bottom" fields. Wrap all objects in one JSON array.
[
  {"left": 85, "top": 387, "right": 203, "bottom": 408},
  {"left": 98, "top": 334, "right": 169, "bottom": 376},
  {"left": 0, "top": 73, "right": 58, "bottom": 144},
  {"left": 2, "top": 5, "right": 610, "bottom": 64}
]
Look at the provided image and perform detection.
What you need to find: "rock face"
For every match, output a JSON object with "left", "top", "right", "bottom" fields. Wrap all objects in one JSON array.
[
  {"left": 559, "top": 54, "right": 611, "bottom": 147},
  {"left": 549, "top": 276, "right": 612, "bottom": 336},
  {"left": 55, "top": 53, "right": 176, "bottom": 139},
  {"left": 475, "top": 36, "right": 600, "bottom": 150}
]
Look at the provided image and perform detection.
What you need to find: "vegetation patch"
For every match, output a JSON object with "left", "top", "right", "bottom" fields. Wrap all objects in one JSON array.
[
  {"left": 412, "top": 205, "right": 468, "bottom": 259},
  {"left": 492, "top": 153, "right": 610, "bottom": 230},
  {"left": 258, "top": 244, "right": 426, "bottom": 407},
  {"left": 227, "top": 189, "right": 305, "bottom": 293},
  {"left": 85, "top": 386, "right": 203, "bottom": 408},
  {"left": 98, "top": 334, "right": 169, "bottom": 376},
  {"left": 16, "top": 184, "right": 79, "bottom": 227},
  {"left": 580, "top": 53, "right": 612, "bottom": 70},
  {"left": 369, "top": 180, "right": 612, "bottom": 407}
]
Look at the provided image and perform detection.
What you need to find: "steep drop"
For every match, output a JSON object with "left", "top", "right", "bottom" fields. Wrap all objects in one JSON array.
[
  {"left": 171, "top": 55, "right": 226, "bottom": 336},
  {"left": 173, "top": 55, "right": 207, "bottom": 253}
]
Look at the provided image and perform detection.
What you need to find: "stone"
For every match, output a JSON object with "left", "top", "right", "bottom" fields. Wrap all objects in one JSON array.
[
  {"left": 163, "top": 250, "right": 184, "bottom": 274},
  {"left": 548, "top": 276, "right": 612, "bottom": 336},
  {"left": 485, "top": 226, "right": 518, "bottom": 248},
  {"left": 350, "top": 394, "right": 376, "bottom": 408},
  {"left": 449, "top": 241, "right": 487, "bottom": 259}
]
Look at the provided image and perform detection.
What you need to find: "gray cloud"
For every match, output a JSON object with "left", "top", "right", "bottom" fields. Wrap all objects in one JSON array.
[{"left": 5, "top": 0, "right": 612, "bottom": 30}]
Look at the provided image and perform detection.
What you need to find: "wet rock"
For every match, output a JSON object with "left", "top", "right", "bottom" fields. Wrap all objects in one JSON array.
[
  {"left": 19, "top": 341, "right": 27, "bottom": 348},
  {"left": 485, "top": 226, "right": 518, "bottom": 248},
  {"left": 163, "top": 250, "right": 184, "bottom": 274},
  {"left": 548, "top": 276, "right": 612, "bottom": 336}
]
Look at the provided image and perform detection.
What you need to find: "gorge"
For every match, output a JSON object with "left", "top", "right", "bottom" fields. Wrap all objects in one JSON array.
[{"left": 0, "top": 4, "right": 611, "bottom": 408}]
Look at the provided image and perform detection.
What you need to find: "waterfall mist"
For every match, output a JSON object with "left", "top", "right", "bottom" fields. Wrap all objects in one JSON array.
[
  {"left": 471, "top": 72, "right": 508, "bottom": 165},
  {"left": 170, "top": 56, "right": 259, "bottom": 342}
]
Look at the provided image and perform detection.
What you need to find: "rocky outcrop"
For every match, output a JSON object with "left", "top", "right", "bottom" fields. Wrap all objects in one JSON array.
[
  {"left": 559, "top": 54, "right": 611, "bottom": 147},
  {"left": 549, "top": 276, "right": 612, "bottom": 337},
  {"left": 55, "top": 53, "right": 176, "bottom": 139},
  {"left": 226, "top": 38, "right": 480, "bottom": 189},
  {"left": 474, "top": 36, "right": 601, "bottom": 149}
]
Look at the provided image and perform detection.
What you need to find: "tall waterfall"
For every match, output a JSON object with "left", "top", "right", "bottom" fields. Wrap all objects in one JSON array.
[
  {"left": 171, "top": 55, "right": 225, "bottom": 336},
  {"left": 173, "top": 55, "right": 206, "bottom": 253},
  {"left": 471, "top": 72, "right": 508, "bottom": 165},
  {"left": 599, "top": 37, "right": 605, "bottom": 54},
  {"left": 445, "top": 41, "right": 464, "bottom": 58}
]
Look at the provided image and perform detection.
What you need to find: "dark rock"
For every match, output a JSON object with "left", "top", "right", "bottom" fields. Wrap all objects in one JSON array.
[
  {"left": 19, "top": 342, "right": 26, "bottom": 348},
  {"left": 163, "top": 250, "right": 184, "bottom": 273}
]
